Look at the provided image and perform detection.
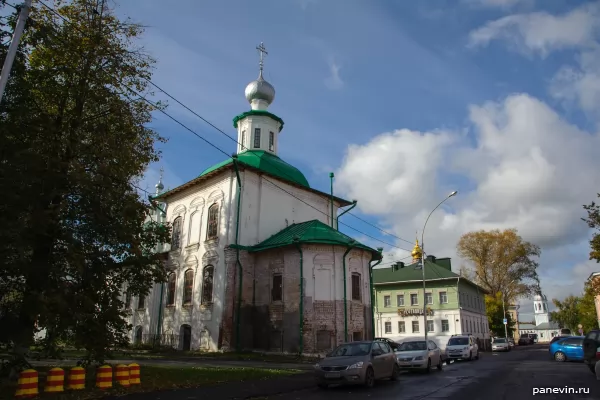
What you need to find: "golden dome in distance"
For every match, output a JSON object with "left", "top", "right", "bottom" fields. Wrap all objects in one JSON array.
[{"left": 411, "top": 238, "right": 423, "bottom": 262}]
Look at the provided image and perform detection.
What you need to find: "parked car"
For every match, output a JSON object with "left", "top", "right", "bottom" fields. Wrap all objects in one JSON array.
[
  {"left": 583, "top": 329, "right": 600, "bottom": 375},
  {"left": 550, "top": 335, "right": 572, "bottom": 345},
  {"left": 395, "top": 339, "right": 443, "bottom": 372},
  {"left": 445, "top": 334, "right": 479, "bottom": 361},
  {"left": 492, "top": 337, "right": 510, "bottom": 352},
  {"left": 314, "top": 340, "right": 399, "bottom": 389},
  {"left": 549, "top": 336, "right": 584, "bottom": 362},
  {"left": 375, "top": 337, "right": 400, "bottom": 351},
  {"left": 518, "top": 335, "right": 533, "bottom": 345}
]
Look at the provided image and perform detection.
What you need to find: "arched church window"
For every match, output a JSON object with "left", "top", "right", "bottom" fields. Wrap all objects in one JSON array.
[
  {"left": 207, "top": 204, "right": 219, "bottom": 239},
  {"left": 166, "top": 273, "right": 176, "bottom": 306},
  {"left": 254, "top": 128, "right": 261, "bottom": 148},
  {"left": 124, "top": 290, "right": 132, "bottom": 309},
  {"left": 171, "top": 217, "right": 182, "bottom": 250},
  {"left": 202, "top": 265, "right": 214, "bottom": 304},
  {"left": 183, "top": 269, "right": 194, "bottom": 305},
  {"left": 269, "top": 131, "right": 274, "bottom": 151},
  {"left": 241, "top": 130, "right": 246, "bottom": 149}
]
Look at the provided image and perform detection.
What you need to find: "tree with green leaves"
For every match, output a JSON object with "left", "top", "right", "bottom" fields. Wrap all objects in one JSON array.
[
  {"left": 0, "top": 0, "right": 170, "bottom": 367},
  {"left": 549, "top": 296, "right": 581, "bottom": 332},
  {"left": 457, "top": 229, "right": 541, "bottom": 304},
  {"left": 578, "top": 283, "right": 598, "bottom": 332},
  {"left": 484, "top": 292, "right": 515, "bottom": 338}
]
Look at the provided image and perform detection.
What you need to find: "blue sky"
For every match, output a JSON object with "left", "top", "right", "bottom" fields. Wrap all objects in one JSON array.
[{"left": 110, "top": 0, "right": 600, "bottom": 316}]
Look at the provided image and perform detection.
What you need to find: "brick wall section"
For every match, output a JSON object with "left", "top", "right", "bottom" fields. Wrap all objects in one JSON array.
[{"left": 221, "top": 245, "right": 373, "bottom": 354}]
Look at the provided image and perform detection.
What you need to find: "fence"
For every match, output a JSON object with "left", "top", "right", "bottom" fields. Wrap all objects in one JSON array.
[{"left": 140, "top": 334, "right": 179, "bottom": 349}]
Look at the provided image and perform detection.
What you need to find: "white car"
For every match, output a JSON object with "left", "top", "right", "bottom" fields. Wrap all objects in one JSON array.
[
  {"left": 492, "top": 337, "right": 510, "bottom": 352},
  {"left": 395, "top": 339, "right": 443, "bottom": 372},
  {"left": 446, "top": 335, "right": 479, "bottom": 361}
]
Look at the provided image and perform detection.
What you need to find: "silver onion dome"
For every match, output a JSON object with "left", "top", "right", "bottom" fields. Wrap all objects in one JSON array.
[{"left": 244, "top": 74, "right": 275, "bottom": 105}]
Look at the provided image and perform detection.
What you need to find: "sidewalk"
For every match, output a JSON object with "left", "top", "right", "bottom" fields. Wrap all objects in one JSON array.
[{"left": 104, "top": 372, "right": 315, "bottom": 400}]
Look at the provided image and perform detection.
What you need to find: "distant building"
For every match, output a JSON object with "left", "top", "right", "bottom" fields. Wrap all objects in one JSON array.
[
  {"left": 372, "top": 240, "right": 490, "bottom": 350},
  {"left": 588, "top": 272, "right": 600, "bottom": 329},
  {"left": 517, "top": 293, "right": 560, "bottom": 342},
  {"left": 506, "top": 304, "right": 520, "bottom": 341}
]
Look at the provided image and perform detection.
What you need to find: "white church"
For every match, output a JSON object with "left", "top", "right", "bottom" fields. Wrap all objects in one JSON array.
[
  {"left": 122, "top": 44, "right": 382, "bottom": 355},
  {"left": 517, "top": 293, "right": 560, "bottom": 343}
]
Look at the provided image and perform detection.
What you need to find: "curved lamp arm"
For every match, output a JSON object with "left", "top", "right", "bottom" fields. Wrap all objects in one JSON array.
[{"left": 421, "top": 191, "right": 458, "bottom": 250}]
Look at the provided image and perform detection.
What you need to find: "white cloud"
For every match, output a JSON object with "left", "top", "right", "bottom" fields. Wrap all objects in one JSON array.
[
  {"left": 550, "top": 47, "right": 600, "bottom": 118},
  {"left": 324, "top": 57, "right": 344, "bottom": 90},
  {"left": 336, "top": 93, "right": 600, "bottom": 304},
  {"left": 467, "top": 3, "right": 600, "bottom": 57},
  {"left": 543, "top": 259, "right": 599, "bottom": 302}
]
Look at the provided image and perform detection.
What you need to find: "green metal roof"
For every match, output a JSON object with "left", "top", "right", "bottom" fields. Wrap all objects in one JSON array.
[
  {"left": 232, "top": 110, "right": 285, "bottom": 132},
  {"left": 240, "top": 219, "right": 382, "bottom": 260},
  {"left": 199, "top": 150, "right": 310, "bottom": 188},
  {"left": 373, "top": 260, "right": 458, "bottom": 284},
  {"left": 373, "top": 259, "right": 489, "bottom": 293}
]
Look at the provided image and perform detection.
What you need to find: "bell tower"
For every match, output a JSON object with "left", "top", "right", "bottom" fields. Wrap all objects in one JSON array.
[{"left": 533, "top": 293, "right": 549, "bottom": 326}]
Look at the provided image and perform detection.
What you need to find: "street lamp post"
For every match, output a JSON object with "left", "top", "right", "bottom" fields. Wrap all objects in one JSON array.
[
  {"left": 501, "top": 280, "right": 516, "bottom": 339},
  {"left": 422, "top": 191, "right": 458, "bottom": 344}
]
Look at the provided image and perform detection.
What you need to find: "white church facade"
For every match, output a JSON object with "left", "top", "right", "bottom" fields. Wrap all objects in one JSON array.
[
  {"left": 122, "top": 44, "right": 381, "bottom": 355},
  {"left": 517, "top": 293, "right": 560, "bottom": 343}
]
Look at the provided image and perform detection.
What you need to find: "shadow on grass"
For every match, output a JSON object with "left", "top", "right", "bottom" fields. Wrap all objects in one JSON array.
[{"left": 0, "top": 364, "right": 301, "bottom": 400}]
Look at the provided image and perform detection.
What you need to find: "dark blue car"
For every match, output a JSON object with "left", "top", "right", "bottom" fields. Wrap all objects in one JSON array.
[{"left": 549, "top": 336, "right": 584, "bottom": 362}]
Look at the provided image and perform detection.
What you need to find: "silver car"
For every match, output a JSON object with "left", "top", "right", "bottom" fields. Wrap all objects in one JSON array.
[
  {"left": 314, "top": 341, "right": 400, "bottom": 388},
  {"left": 492, "top": 337, "right": 510, "bottom": 352},
  {"left": 395, "top": 339, "right": 443, "bottom": 371}
]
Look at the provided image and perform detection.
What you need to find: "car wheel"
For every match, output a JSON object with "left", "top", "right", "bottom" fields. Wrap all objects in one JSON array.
[
  {"left": 317, "top": 383, "right": 328, "bottom": 389},
  {"left": 554, "top": 351, "right": 566, "bottom": 362},
  {"left": 391, "top": 364, "right": 400, "bottom": 381},
  {"left": 364, "top": 367, "right": 375, "bottom": 388},
  {"left": 437, "top": 357, "right": 443, "bottom": 370}
]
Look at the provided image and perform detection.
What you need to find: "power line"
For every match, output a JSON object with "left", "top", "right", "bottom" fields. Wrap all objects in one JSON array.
[
  {"left": 133, "top": 70, "right": 416, "bottom": 247},
  {"left": 31, "top": 1, "right": 413, "bottom": 252}
]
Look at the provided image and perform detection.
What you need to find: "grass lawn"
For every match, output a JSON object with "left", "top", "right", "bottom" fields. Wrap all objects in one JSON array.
[
  {"left": 30, "top": 349, "right": 320, "bottom": 364},
  {"left": 0, "top": 364, "right": 301, "bottom": 400}
]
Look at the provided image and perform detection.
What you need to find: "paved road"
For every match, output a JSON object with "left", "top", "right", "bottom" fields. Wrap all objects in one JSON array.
[{"left": 266, "top": 346, "right": 600, "bottom": 400}]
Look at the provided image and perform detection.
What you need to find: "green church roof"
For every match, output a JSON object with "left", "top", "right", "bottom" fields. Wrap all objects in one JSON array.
[
  {"left": 199, "top": 150, "right": 310, "bottom": 188},
  {"left": 234, "top": 219, "right": 382, "bottom": 260},
  {"left": 232, "top": 110, "right": 285, "bottom": 132}
]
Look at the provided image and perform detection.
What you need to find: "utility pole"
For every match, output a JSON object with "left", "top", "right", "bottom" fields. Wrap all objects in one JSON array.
[{"left": 0, "top": 0, "right": 33, "bottom": 104}]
